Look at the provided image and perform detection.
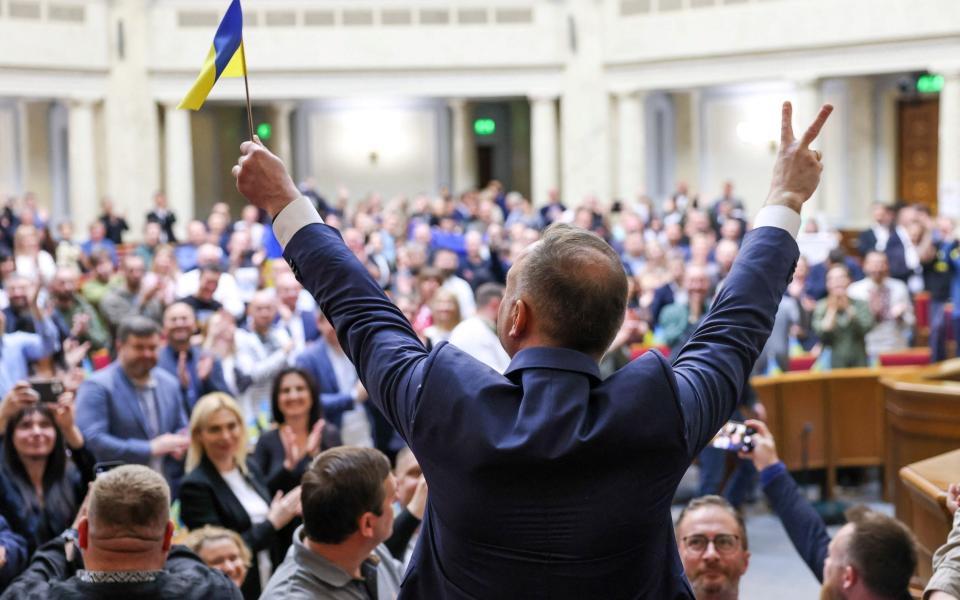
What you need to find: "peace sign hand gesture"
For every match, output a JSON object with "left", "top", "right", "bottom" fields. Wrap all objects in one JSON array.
[{"left": 765, "top": 101, "right": 834, "bottom": 213}]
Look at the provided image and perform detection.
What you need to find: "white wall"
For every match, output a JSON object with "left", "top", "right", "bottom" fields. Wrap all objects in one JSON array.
[
  {"left": 701, "top": 85, "right": 789, "bottom": 216},
  {"left": 306, "top": 103, "right": 441, "bottom": 199}
]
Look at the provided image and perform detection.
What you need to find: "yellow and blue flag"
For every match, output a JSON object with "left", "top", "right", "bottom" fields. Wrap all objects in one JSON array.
[{"left": 178, "top": 0, "right": 246, "bottom": 111}]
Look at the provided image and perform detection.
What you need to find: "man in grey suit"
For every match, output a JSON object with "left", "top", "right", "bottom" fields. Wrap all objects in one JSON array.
[{"left": 77, "top": 316, "right": 190, "bottom": 492}]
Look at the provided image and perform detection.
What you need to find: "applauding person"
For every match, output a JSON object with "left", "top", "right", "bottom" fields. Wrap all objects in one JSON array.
[
  {"left": 179, "top": 393, "right": 302, "bottom": 599},
  {"left": 812, "top": 265, "right": 873, "bottom": 368},
  {"left": 253, "top": 368, "right": 342, "bottom": 495}
]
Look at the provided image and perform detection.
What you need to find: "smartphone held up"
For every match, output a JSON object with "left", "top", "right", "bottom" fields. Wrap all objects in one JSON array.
[{"left": 710, "top": 421, "right": 756, "bottom": 453}]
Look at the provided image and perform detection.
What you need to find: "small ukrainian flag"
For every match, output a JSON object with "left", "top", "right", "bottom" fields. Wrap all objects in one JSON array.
[{"left": 178, "top": 0, "right": 246, "bottom": 111}]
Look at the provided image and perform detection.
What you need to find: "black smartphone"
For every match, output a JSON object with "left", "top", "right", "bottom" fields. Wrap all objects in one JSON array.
[
  {"left": 709, "top": 421, "right": 756, "bottom": 453},
  {"left": 94, "top": 461, "right": 125, "bottom": 479},
  {"left": 30, "top": 379, "right": 64, "bottom": 404}
]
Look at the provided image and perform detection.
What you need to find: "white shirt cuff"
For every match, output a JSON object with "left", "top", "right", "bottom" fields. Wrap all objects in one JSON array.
[
  {"left": 271, "top": 197, "right": 323, "bottom": 250},
  {"left": 753, "top": 205, "right": 801, "bottom": 239}
]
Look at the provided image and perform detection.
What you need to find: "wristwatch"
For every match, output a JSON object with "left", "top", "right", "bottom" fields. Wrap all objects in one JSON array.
[{"left": 62, "top": 527, "right": 79, "bottom": 544}]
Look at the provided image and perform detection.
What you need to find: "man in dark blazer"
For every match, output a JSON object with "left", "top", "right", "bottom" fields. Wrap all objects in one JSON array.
[
  {"left": 232, "top": 102, "right": 833, "bottom": 599},
  {"left": 76, "top": 317, "right": 190, "bottom": 493}
]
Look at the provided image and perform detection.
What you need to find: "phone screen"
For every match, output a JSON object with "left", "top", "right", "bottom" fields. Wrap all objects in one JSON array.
[{"left": 710, "top": 421, "right": 756, "bottom": 453}]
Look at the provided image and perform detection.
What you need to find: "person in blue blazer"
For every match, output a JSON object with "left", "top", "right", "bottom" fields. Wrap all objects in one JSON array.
[
  {"left": 231, "top": 102, "right": 834, "bottom": 599},
  {"left": 76, "top": 316, "right": 190, "bottom": 494}
]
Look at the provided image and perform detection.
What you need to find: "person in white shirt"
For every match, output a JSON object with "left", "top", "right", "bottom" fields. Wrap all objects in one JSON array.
[
  {"left": 235, "top": 290, "right": 295, "bottom": 433},
  {"left": 448, "top": 283, "right": 510, "bottom": 373},
  {"left": 433, "top": 249, "right": 476, "bottom": 319},
  {"left": 175, "top": 244, "right": 246, "bottom": 319},
  {"left": 847, "top": 251, "right": 914, "bottom": 358}
]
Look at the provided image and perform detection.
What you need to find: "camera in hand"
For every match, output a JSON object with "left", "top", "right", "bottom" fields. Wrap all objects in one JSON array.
[
  {"left": 710, "top": 421, "right": 756, "bottom": 453},
  {"left": 30, "top": 379, "right": 64, "bottom": 404}
]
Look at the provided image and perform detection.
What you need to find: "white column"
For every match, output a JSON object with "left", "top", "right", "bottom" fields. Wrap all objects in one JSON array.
[
  {"left": 449, "top": 99, "right": 477, "bottom": 194},
  {"left": 939, "top": 71, "right": 960, "bottom": 216},
  {"left": 66, "top": 99, "right": 99, "bottom": 231},
  {"left": 617, "top": 91, "right": 646, "bottom": 202},
  {"left": 271, "top": 101, "right": 296, "bottom": 169},
  {"left": 530, "top": 96, "right": 559, "bottom": 206},
  {"left": 163, "top": 103, "right": 195, "bottom": 237}
]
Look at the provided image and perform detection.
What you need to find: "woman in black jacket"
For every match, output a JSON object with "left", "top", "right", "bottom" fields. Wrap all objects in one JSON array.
[
  {"left": 179, "top": 393, "right": 301, "bottom": 600},
  {"left": 252, "top": 367, "right": 342, "bottom": 495},
  {"left": 0, "top": 392, "right": 95, "bottom": 554}
]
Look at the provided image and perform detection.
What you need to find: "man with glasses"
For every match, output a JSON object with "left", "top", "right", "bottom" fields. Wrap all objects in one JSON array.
[{"left": 675, "top": 495, "right": 750, "bottom": 600}]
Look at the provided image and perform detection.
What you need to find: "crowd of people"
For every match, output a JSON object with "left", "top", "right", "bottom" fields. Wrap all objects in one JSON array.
[{"left": 0, "top": 149, "right": 959, "bottom": 599}]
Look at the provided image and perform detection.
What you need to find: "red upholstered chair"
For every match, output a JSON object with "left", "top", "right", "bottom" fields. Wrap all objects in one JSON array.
[
  {"left": 788, "top": 355, "right": 817, "bottom": 371},
  {"left": 878, "top": 348, "right": 932, "bottom": 367},
  {"left": 914, "top": 292, "right": 930, "bottom": 329}
]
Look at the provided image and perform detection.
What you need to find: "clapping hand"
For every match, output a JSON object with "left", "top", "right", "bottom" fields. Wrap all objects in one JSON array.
[
  {"left": 765, "top": 102, "right": 834, "bottom": 213},
  {"left": 267, "top": 486, "right": 302, "bottom": 530}
]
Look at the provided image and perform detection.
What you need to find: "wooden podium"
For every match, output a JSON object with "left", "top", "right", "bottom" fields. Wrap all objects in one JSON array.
[{"left": 899, "top": 450, "right": 960, "bottom": 584}]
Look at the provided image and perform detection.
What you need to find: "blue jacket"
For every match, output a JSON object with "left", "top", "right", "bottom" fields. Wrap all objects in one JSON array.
[
  {"left": 760, "top": 462, "right": 830, "bottom": 581},
  {"left": 294, "top": 339, "right": 359, "bottom": 428},
  {"left": 283, "top": 220, "right": 797, "bottom": 599},
  {"left": 76, "top": 362, "right": 187, "bottom": 492},
  {"left": 156, "top": 345, "right": 231, "bottom": 412},
  {"left": 0, "top": 513, "right": 27, "bottom": 590}
]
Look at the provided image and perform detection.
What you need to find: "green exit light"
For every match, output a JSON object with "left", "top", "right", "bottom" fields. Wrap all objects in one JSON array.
[
  {"left": 256, "top": 122, "right": 272, "bottom": 140},
  {"left": 917, "top": 74, "right": 944, "bottom": 94},
  {"left": 474, "top": 118, "right": 496, "bottom": 136}
]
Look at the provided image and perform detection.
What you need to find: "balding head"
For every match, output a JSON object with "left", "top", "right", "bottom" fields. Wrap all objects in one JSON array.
[
  {"left": 275, "top": 272, "right": 301, "bottom": 311},
  {"left": 249, "top": 290, "right": 277, "bottom": 333},
  {"left": 197, "top": 244, "right": 223, "bottom": 268},
  {"left": 499, "top": 224, "right": 627, "bottom": 359}
]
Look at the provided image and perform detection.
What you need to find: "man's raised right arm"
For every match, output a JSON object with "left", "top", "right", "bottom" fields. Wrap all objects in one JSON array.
[{"left": 232, "top": 139, "right": 428, "bottom": 443}]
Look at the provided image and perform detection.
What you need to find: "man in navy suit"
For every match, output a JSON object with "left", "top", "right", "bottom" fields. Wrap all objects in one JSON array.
[
  {"left": 233, "top": 102, "right": 833, "bottom": 599},
  {"left": 77, "top": 316, "right": 190, "bottom": 493}
]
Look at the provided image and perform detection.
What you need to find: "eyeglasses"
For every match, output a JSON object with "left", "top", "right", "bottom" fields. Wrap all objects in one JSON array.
[{"left": 681, "top": 534, "right": 741, "bottom": 555}]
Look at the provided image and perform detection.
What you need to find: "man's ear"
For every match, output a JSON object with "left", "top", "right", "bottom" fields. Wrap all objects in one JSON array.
[
  {"left": 508, "top": 299, "right": 528, "bottom": 339},
  {"left": 162, "top": 521, "right": 174, "bottom": 552},
  {"left": 358, "top": 513, "right": 375, "bottom": 539},
  {"left": 78, "top": 518, "right": 89, "bottom": 550},
  {"left": 842, "top": 564, "right": 857, "bottom": 590}
]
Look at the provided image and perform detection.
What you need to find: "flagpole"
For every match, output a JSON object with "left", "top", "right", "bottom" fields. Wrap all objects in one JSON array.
[{"left": 240, "top": 37, "right": 254, "bottom": 141}]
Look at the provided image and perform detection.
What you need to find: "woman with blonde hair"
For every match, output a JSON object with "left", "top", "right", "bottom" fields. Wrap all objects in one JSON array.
[
  {"left": 423, "top": 288, "right": 462, "bottom": 346},
  {"left": 178, "top": 393, "right": 301, "bottom": 599},
  {"left": 13, "top": 224, "right": 56, "bottom": 285},
  {"left": 179, "top": 525, "right": 251, "bottom": 594}
]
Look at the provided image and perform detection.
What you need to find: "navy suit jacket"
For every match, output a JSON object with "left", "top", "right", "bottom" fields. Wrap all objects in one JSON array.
[
  {"left": 294, "top": 339, "right": 357, "bottom": 428},
  {"left": 157, "top": 345, "right": 231, "bottom": 413},
  {"left": 76, "top": 362, "right": 187, "bottom": 491},
  {"left": 283, "top": 221, "right": 797, "bottom": 599},
  {"left": 761, "top": 464, "right": 829, "bottom": 582}
]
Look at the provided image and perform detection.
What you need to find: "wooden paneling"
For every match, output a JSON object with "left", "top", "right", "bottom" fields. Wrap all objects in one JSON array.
[
  {"left": 885, "top": 382, "right": 960, "bottom": 526},
  {"left": 778, "top": 379, "right": 827, "bottom": 471},
  {"left": 899, "top": 450, "right": 960, "bottom": 585},
  {"left": 828, "top": 376, "right": 885, "bottom": 467},
  {"left": 898, "top": 98, "right": 939, "bottom": 211}
]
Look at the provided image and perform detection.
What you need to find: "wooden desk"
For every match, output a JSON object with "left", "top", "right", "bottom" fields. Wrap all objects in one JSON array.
[
  {"left": 881, "top": 360, "right": 960, "bottom": 533},
  {"left": 752, "top": 366, "right": 910, "bottom": 499},
  {"left": 899, "top": 449, "right": 960, "bottom": 585}
]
